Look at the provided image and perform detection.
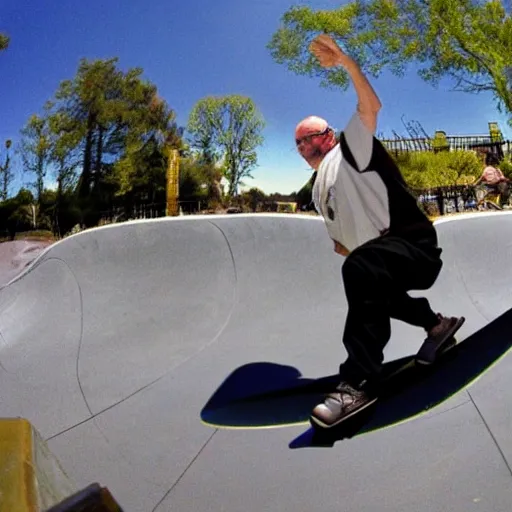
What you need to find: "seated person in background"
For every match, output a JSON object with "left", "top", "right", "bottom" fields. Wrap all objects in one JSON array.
[{"left": 474, "top": 153, "right": 510, "bottom": 206}]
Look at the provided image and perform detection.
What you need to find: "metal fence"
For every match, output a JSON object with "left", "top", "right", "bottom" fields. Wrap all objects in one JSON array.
[
  {"left": 99, "top": 203, "right": 165, "bottom": 223},
  {"left": 412, "top": 185, "right": 480, "bottom": 216},
  {"left": 381, "top": 137, "right": 512, "bottom": 160},
  {"left": 98, "top": 200, "right": 212, "bottom": 224},
  {"left": 96, "top": 186, "right": 483, "bottom": 223}
]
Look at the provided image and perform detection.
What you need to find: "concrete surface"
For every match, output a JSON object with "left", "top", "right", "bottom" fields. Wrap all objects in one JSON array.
[{"left": 1, "top": 212, "right": 512, "bottom": 511}]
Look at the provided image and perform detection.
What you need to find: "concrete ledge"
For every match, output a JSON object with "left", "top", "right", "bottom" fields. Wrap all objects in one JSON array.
[{"left": 0, "top": 418, "right": 75, "bottom": 511}]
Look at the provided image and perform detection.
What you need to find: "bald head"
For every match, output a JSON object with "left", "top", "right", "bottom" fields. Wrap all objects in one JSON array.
[{"left": 295, "top": 116, "right": 329, "bottom": 140}]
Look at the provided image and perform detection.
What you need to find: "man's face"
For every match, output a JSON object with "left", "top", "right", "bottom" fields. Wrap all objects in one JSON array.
[
  {"left": 296, "top": 130, "right": 328, "bottom": 158},
  {"left": 295, "top": 117, "right": 332, "bottom": 169}
]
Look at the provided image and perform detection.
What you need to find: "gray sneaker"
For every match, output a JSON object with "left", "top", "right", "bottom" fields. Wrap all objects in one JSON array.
[
  {"left": 416, "top": 314, "right": 465, "bottom": 365},
  {"left": 310, "top": 381, "right": 378, "bottom": 429}
]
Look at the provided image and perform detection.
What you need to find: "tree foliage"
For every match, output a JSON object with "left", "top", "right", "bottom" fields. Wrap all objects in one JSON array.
[
  {"left": 267, "top": 0, "right": 512, "bottom": 124},
  {"left": 0, "top": 188, "right": 35, "bottom": 239},
  {"left": 0, "top": 57, "right": 193, "bottom": 232},
  {"left": 0, "top": 33, "right": 9, "bottom": 51},
  {"left": 187, "top": 95, "right": 265, "bottom": 196},
  {"left": 46, "top": 107, "right": 81, "bottom": 195},
  {"left": 46, "top": 58, "right": 178, "bottom": 202},
  {"left": 241, "top": 187, "right": 267, "bottom": 212},
  {"left": 393, "top": 149, "right": 483, "bottom": 188},
  {"left": 0, "top": 140, "right": 12, "bottom": 201},
  {"left": 19, "top": 114, "right": 52, "bottom": 203},
  {"left": 4, "top": 51, "right": 260, "bottom": 232}
]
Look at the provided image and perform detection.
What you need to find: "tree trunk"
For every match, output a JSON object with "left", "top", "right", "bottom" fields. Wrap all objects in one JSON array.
[
  {"left": 93, "top": 126, "right": 104, "bottom": 193},
  {"left": 78, "top": 112, "right": 95, "bottom": 198},
  {"left": 1, "top": 150, "right": 10, "bottom": 201},
  {"left": 36, "top": 153, "right": 44, "bottom": 204},
  {"left": 54, "top": 163, "right": 64, "bottom": 237}
]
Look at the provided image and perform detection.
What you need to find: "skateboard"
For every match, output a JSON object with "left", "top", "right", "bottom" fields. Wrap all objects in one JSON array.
[{"left": 309, "top": 324, "right": 465, "bottom": 431}]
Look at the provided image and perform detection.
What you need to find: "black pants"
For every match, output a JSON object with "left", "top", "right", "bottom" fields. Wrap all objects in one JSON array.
[{"left": 339, "top": 233, "right": 443, "bottom": 388}]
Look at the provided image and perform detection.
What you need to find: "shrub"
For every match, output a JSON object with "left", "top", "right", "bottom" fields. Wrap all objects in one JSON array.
[
  {"left": 391, "top": 150, "right": 482, "bottom": 189},
  {"left": 499, "top": 157, "right": 512, "bottom": 178}
]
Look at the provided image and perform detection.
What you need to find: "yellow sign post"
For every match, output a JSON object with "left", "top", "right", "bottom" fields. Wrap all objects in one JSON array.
[{"left": 166, "top": 148, "right": 180, "bottom": 216}]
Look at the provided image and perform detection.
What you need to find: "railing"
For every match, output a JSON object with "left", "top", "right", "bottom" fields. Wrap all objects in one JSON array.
[
  {"left": 94, "top": 183, "right": 507, "bottom": 227},
  {"left": 412, "top": 185, "right": 479, "bottom": 216},
  {"left": 98, "top": 200, "right": 211, "bottom": 223},
  {"left": 99, "top": 203, "right": 165, "bottom": 223},
  {"left": 381, "top": 138, "right": 512, "bottom": 159}
]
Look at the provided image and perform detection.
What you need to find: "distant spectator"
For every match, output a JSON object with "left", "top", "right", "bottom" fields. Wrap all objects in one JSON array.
[{"left": 474, "top": 153, "right": 510, "bottom": 207}]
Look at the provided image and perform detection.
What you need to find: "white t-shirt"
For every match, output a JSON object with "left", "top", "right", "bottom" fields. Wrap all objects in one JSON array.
[{"left": 312, "top": 112, "right": 432, "bottom": 251}]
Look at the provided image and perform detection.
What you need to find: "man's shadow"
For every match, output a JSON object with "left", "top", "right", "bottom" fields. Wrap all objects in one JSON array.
[
  {"left": 200, "top": 355, "right": 411, "bottom": 434},
  {"left": 201, "top": 308, "right": 512, "bottom": 448},
  {"left": 201, "top": 361, "right": 343, "bottom": 428}
]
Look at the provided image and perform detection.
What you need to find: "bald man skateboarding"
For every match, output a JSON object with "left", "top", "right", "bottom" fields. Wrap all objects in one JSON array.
[{"left": 296, "top": 34, "right": 465, "bottom": 429}]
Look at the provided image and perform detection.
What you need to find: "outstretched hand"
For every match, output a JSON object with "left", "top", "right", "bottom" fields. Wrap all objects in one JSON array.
[{"left": 309, "top": 34, "right": 350, "bottom": 68}]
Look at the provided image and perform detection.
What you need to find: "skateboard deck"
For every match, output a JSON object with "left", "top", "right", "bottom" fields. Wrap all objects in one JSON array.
[{"left": 201, "top": 308, "right": 512, "bottom": 444}]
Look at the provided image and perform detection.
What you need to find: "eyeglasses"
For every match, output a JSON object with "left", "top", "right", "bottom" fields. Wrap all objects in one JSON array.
[{"left": 295, "top": 127, "right": 331, "bottom": 146}]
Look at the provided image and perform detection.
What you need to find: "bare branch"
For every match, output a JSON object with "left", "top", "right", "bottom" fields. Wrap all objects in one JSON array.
[{"left": 450, "top": 74, "right": 496, "bottom": 94}]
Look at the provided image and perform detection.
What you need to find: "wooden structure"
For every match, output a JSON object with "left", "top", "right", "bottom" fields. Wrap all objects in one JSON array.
[{"left": 166, "top": 149, "right": 180, "bottom": 216}]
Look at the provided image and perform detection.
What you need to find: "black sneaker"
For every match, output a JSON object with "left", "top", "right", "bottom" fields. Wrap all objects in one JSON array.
[
  {"left": 416, "top": 314, "right": 465, "bottom": 365},
  {"left": 310, "top": 381, "right": 378, "bottom": 429}
]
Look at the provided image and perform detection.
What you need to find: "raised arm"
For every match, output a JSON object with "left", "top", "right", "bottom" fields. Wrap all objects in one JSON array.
[{"left": 309, "top": 34, "right": 382, "bottom": 134}]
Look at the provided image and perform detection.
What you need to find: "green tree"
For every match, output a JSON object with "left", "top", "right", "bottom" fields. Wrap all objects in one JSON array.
[
  {"left": 187, "top": 95, "right": 265, "bottom": 197},
  {"left": 46, "top": 106, "right": 82, "bottom": 191},
  {"left": 111, "top": 135, "right": 166, "bottom": 201},
  {"left": 0, "top": 188, "right": 35, "bottom": 239},
  {"left": 19, "top": 115, "right": 52, "bottom": 203},
  {"left": 49, "top": 58, "right": 177, "bottom": 203},
  {"left": 0, "top": 140, "right": 12, "bottom": 201},
  {"left": 177, "top": 156, "right": 212, "bottom": 212},
  {"left": 242, "top": 187, "right": 267, "bottom": 212},
  {"left": 268, "top": 0, "right": 512, "bottom": 124},
  {"left": 0, "top": 33, "right": 9, "bottom": 51},
  {"left": 110, "top": 94, "right": 183, "bottom": 200},
  {"left": 49, "top": 58, "right": 122, "bottom": 199},
  {"left": 44, "top": 108, "right": 82, "bottom": 235}
]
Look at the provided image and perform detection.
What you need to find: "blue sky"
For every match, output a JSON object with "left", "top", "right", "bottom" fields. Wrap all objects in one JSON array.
[{"left": 1, "top": 0, "right": 511, "bottom": 196}]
